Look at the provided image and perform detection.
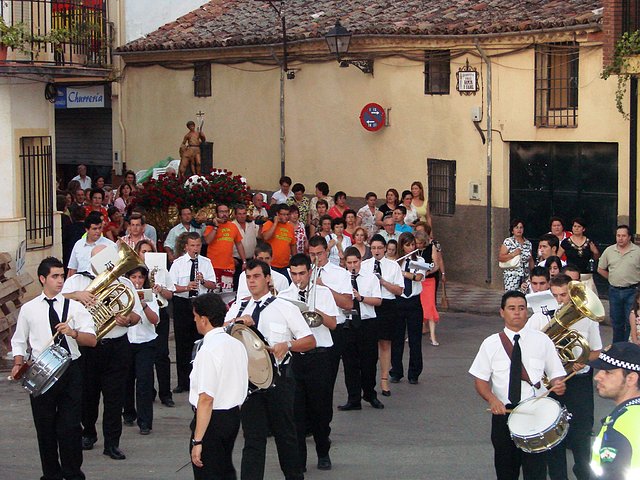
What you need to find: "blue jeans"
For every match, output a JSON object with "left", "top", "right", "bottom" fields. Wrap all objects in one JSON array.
[{"left": 608, "top": 286, "right": 636, "bottom": 343}]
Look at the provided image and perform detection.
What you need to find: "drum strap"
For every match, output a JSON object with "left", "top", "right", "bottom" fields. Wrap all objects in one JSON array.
[{"left": 498, "top": 332, "right": 541, "bottom": 389}]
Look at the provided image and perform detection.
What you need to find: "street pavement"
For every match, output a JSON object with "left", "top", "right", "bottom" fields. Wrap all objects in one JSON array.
[{"left": 0, "top": 307, "right": 614, "bottom": 480}]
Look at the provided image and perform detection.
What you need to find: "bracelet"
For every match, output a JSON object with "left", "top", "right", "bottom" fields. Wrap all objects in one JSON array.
[{"left": 72, "top": 329, "right": 79, "bottom": 339}]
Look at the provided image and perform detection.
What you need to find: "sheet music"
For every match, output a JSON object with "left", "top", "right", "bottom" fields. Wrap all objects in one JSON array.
[{"left": 525, "top": 290, "right": 558, "bottom": 314}]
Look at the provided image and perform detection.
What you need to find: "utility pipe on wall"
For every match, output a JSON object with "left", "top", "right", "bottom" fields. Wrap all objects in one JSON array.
[{"left": 476, "top": 41, "right": 493, "bottom": 285}]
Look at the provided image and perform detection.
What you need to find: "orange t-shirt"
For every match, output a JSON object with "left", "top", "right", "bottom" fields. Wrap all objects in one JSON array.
[
  {"left": 262, "top": 220, "right": 295, "bottom": 268},
  {"left": 205, "top": 222, "right": 242, "bottom": 270}
]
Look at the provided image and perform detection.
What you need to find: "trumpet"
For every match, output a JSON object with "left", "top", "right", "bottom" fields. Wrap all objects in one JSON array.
[{"left": 301, "top": 260, "right": 324, "bottom": 328}]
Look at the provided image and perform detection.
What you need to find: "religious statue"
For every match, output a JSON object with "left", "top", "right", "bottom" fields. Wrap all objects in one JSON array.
[{"left": 178, "top": 118, "right": 206, "bottom": 176}]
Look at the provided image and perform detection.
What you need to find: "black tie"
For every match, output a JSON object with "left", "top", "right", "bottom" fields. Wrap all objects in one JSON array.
[
  {"left": 298, "top": 288, "right": 307, "bottom": 303},
  {"left": 189, "top": 258, "right": 198, "bottom": 298},
  {"left": 45, "top": 298, "right": 70, "bottom": 353},
  {"left": 374, "top": 259, "right": 382, "bottom": 276},
  {"left": 509, "top": 334, "right": 522, "bottom": 406},
  {"left": 403, "top": 261, "right": 412, "bottom": 297},
  {"left": 351, "top": 272, "right": 362, "bottom": 322},
  {"left": 251, "top": 301, "right": 263, "bottom": 328}
]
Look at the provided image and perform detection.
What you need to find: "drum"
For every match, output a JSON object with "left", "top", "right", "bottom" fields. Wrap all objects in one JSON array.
[
  {"left": 507, "top": 396, "right": 570, "bottom": 453},
  {"left": 21, "top": 345, "right": 71, "bottom": 397},
  {"left": 227, "top": 323, "right": 278, "bottom": 393}
]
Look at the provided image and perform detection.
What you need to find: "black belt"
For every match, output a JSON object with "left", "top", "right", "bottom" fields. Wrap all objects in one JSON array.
[
  {"left": 98, "top": 335, "right": 127, "bottom": 345},
  {"left": 303, "top": 347, "right": 331, "bottom": 354},
  {"left": 611, "top": 283, "right": 640, "bottom": 290}
]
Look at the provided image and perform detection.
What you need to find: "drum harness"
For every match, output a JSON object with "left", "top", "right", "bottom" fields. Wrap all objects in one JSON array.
[{"left": 498, "top": 332, "right": 541, "bottom": 407}]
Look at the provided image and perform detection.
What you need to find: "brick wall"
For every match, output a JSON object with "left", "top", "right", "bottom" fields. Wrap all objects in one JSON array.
[{"left": 603, "top": 0, "right": 624, "bottom": 67}]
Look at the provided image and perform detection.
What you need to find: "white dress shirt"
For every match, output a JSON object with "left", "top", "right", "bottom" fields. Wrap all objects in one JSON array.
[
  {"left": 469, "top": 327, "right": 566, "bottom": 405},
  {"left": 67, "top": 236, "right": 115, "bottom": 272},
  {"left": 164, "top": 223, "right": 204, "bottom": 252},
  {"left": 361, "top": 257, "right": 404, "bottom": 300},
  {"left": 526, "top": 311, "right": 602, "bottom": 375},
  {"left": 271, "top": 189, "right": 294, "bottom": 205},
  {"left": 127, "top": 299, "right": 158, "bottom": 344},
  {"left": 225, "top": 293, "right": 312, "bottom": 346},
  {"left": 72, "top": 175, "right": 92, "bottom": 190},
  {"left": 398, "top": 258, "right": 423, "bottom": 298},
  {"left": 11, "top": 293, "right": 94, "bottom": 361},
  {"left": 189, "top": 327, "right": 249, "bottom": 410},
  {"left": 351, "top": 271, "right": 382, "bottom": 319},
  {"left": 278, "top": 282, "right": 338, "bottom": 347},
  {"left": 317, "top": 262, "right": 352, "bottom": 324},
  {"left": 236, "top": 269, "right": 289, "bottom": 301},
  {"left": 169, "top": 254, "right": 216, "bottom": 299}
]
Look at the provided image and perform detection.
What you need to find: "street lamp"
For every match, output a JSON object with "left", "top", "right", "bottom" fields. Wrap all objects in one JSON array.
[{"left": 324, "top": 20, "right": 373, "bottom": 75}]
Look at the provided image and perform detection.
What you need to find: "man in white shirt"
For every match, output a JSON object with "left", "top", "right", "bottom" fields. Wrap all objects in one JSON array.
[
  {"left": 379, "top": 217, "right": 399, "bottom": 243},
  {"left": 232, "top": 205, "right": 259, "bottom": 289},
  {"left": 236, "top": 243, "right": 289, "bottom": 301},
  {"left": 361, "top": 234, "right": 404, "bottom": 397},
  {"left": 169, "top": 232, "right": 216, "bottom": 393},
  {"left": 279, "top": 253, "right": 338, "bottom": 471},
  {"left": 67, "top": 213, "right": 115, "bottom": 277},
  {"left": 11, "top": 257, "right": 96, "bottom": 480},
  {"left": 530, "top": 274, "right": 603, "bottom": 480},
  {"left": 269, "top": 175, "right": 294, "bottom": 205},
  {"left": 120, "top": 213, "right": 155, "bottom": 250},
  {"left": 189, "top": 293, "right": 248, "bottom": 480},
  {"left": 469, "top": 291, "right": 567, "bottom": 480},
  {"left": 308, "top": 236, "right": 353, "bottom": 391},
  {"left": 225, "top": 259, "right": 315, "bottom": 480},
  {"left": 339, "top": 247, "right": 383, "bottom": 411},
  {"left": 536, "top": 233, "right": 565, "bottom": 267},
  {"left": 164, "top": 207, "right": 204, "bottom": 263},
  {"left": 62, "top": 245, "right": 143, "bottom": 460},
  {"left": 72, "top": 163, "right": 92, "bottom": 190}
]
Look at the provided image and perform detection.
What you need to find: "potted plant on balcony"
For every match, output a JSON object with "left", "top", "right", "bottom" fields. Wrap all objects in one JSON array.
[
  {"left": 602, "top": 30, "right": 640, "bottom": 119},
  {"left": 0, "top": 17, "right": 33, "bottom": 61}
]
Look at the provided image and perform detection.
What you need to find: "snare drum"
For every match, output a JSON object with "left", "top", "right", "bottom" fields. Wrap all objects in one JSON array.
[
  {"left": 21, "top": 345, "right": 71, "bottom": 397},
  {"left": 507, "top": 396, "right": 570, "bottom": 453},
  {"left": 227, "top": 323, "right": 278, "bottom": 393}
]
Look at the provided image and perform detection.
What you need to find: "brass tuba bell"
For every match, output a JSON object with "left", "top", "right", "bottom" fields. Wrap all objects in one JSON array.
[
  {"left": 543, "top": 281, "right": 604, "bottom": 374},
  {"left": 85, "top": 242, "right": 146, "bottom": 340}
]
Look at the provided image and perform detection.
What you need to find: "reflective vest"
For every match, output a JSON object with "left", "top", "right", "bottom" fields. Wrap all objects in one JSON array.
[{"left": 591, "top": 397, "right": 640, "bottom": 479}]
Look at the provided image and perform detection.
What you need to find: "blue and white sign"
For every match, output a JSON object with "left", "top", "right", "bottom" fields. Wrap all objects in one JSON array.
[{"left": 55, "top": 86, "right": 106, "bottom": 109}]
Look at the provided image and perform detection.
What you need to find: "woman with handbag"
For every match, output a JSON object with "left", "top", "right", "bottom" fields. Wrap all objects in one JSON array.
[{"left": 498, "top": 219, "right": 534, "bottom": 291}]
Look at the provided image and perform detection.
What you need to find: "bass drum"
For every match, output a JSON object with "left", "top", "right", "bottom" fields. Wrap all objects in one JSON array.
[
  {"left": 508, "top": 396, "right": 570, "bottom": 453},
  {"left": 21, "top": 345, "right": 71, "bottom": 397},
  {"left": 227, "top": 323, "right": 277, "bottom": 392}
]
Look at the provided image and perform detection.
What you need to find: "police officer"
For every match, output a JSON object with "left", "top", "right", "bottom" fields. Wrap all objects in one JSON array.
[{"left": 589, "top": 342, "right": 640, "bottom": 479}]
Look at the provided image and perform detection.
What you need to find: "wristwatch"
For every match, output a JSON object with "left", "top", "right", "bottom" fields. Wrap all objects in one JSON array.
[
  {"left": 286, "top": 341, "right": 293, "bottom": 351},
  {"left": 191, "top": 439, "right": 203, "bottom": 447}
]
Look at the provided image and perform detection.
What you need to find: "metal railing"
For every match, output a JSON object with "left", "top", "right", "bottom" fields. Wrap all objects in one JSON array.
[
  {"left": 1, "top": 0, "right": 110, "bottom": 67},
  {"left": 623, "top": 0, "right": 640, "bottom": 35},
  {"left": 21, "top": 136, "right": 54, "bottom": 250}
]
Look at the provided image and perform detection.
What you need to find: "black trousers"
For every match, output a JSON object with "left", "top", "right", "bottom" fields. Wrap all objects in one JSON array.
[
  {"left": 240, "top": 374, "right": 303, "bottom": 480},
  {"left": 81, "top": 335, "right": 130, "bottom": 449},
  {"left": 291, "top": 350, "right": 334, "bottom": 468},
  {"left": 30, "top": 360, "right": 85, "bottom": 480},
  {"left": 173, "top": 296, "right": 202, "bottom": 390},
  {"left": 329, "top": 323, "right": 346, "bottom": 389},
  {"left": 190, "top": 407, "right": 241, "bottom": 480},
  {"left": 546, "top": 372, "right": 595, "bottom": 480},
  {"left": 390, "top": 296, "right": 423, "bottom": 381},
  {"left": 154, "top": 306, "right": 172, "bottom": 401},
  {"left": 491, "top": 413, "right": 547, "bottom": 480},
  {"left": 123, "top": 340, "right": 156, "bottom": 429},
  {"left": 342, "top": 319, "right": 379, "bottom": 403}
]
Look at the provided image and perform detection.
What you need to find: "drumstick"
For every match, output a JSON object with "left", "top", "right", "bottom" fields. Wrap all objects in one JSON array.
[
  {"left": 540, "top": 370, "right": 578, "bottom": 398},
  {"left": 7, "top": 316, "right": 74, "bottom": 381}
]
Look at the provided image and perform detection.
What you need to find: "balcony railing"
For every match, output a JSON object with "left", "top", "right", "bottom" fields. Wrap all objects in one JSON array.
[
  {"left": 623, "top": 0, "right": 640, "bottom": 35},
  {"left": 1, "top": 0, "right": 110, "bottom": 68}
]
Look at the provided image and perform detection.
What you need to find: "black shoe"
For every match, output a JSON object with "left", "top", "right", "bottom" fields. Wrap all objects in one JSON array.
[
  {"left": 139, "top": 426, "right": 151, "bottom": 435},
  {"left": 365, "top": 397, "right": 385, "bottom": 409},
  {"left": 337, "top": 402, "right": 362, "bottom": 411},
  {"left": 381, "top": 390, "right": 391, "bottom": 397},
  {"left": 408, "top": 378, "right": 419, "bottom": 385},
  {"left": 172, "top": 386, "right": 187, "bottom": 393},
  {"left": 81, "top": 436, "right": 97, "bottom": 451},
  {"left": 317, "top": 455, "right": 332, "bottom": 470},
  {"left": 123, "top": 418, "right": 135, "bottom": 427},
  {"left": 103, "top": 446, "right": 126, "bottom": 460},
  {"left": 161, "top": 398, "right": 175, "bottom": 407},
  {"left": 389, "top": 376, "right": 401, "bottom": 384}
]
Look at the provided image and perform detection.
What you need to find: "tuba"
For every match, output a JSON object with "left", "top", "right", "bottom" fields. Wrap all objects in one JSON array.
[
  {"left": 543, "top": 281, "right": 604, "bottom": 374},
  {"left": 85, "top": 242, "right": 146, "bottom": 340}
]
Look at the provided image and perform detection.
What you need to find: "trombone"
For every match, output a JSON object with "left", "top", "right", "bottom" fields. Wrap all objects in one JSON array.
[{"left": 301, "top": 259, "right": 324, "bottom": 328}]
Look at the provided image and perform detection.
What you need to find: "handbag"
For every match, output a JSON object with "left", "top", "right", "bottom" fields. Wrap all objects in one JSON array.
[
  {"left": 440, "top": 281, "right": 449, "bottom": 310},
  {"left": 499, "top": 254, "right": 521, "bottom": 269}
]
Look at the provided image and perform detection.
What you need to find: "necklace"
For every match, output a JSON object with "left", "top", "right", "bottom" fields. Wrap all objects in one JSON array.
[{"left": 568, "top": 236, "right": 589, "bottom": 257}]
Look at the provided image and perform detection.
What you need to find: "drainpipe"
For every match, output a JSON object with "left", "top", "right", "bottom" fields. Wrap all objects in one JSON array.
[
  {"left": 279, "top": 67, "right": 286, "bottom": 178},
  {"left": 476, "top": 41, "right": 493, "bottom": 285},
  {"left": 631, "top": 77, "right": 637, "bottom": 234},
  {"left": 116, "top": 0, "right": 126, "bottom": 175}
]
